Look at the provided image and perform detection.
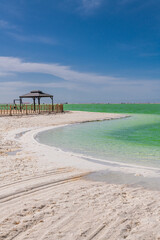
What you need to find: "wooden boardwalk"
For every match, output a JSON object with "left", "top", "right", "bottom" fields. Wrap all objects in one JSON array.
[{"left": 0, "top": 104, "right": 63, "bottom": 116}]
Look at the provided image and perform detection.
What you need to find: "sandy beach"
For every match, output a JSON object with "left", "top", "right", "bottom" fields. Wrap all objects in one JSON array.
[{"left": 0, "top": 111, "right": 160, "bottom": 240}]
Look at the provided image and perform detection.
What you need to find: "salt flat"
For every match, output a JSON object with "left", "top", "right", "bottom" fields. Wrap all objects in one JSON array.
[{"left": 0, "top": 111, "right": 160, "bottom": 240}]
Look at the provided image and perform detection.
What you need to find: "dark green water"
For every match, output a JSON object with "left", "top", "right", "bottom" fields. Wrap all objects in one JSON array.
[{"left": 37, "top": 104, "right": 160, "bottom": 168}]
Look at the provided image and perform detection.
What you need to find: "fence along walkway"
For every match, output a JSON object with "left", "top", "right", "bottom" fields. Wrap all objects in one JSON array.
[{"left": 0, "top": 104, "right": 63, "bottom": 116}]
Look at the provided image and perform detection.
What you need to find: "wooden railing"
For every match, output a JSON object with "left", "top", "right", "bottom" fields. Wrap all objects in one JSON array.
[{"left": 0, "top": 104, "right": 63, "bottom": 116}]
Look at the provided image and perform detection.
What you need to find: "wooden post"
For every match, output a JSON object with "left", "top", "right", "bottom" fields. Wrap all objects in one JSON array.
[
  {"left": 60, "top": 104, "right": 63, "bottom": 112},
  {"left": 33, "top": 98, "right": 36, "bottom": 112},
  {"left": 10, "top": 105, "right": 12, "bottom": 116},
  {"left": 51, "top": 97, "right": 54, "bottom": 111},
  {"left": 19, "top": 105, "right": 21, "bottom": 115},
  {"left": 26, "top": 105, "right": 28, "bottom": 115}
]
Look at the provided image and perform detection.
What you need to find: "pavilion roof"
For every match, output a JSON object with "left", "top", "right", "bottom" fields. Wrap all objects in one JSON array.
[{"left": 19, "top": 90, "right": 53, "bottom": 98}]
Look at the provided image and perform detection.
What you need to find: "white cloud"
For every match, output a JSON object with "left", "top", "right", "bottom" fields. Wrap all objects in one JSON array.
[
  {"left": 0, "top": 19, "right": 56, "bottom": 45},
  {"left": 8, "top": 33, "right": 57, "bottom": 45},
  {"left": 82, "top": 0, "right": 103, "bottom": 10},
  {"left": 0, "top": 80, "right": 92, "bottom": 103},
  {"left": 0, "top": 81, "right": 93, "bottom": 93},
  {"left": 0, "top": 19, "right": 17, "bottom": 30},
  {"left": 1, "top": 78, "right": 160, "bottom": 104},
  {"left": 139, "top": 52, "right": 160, "bottom": 57},
  {"left": 74, "top": 0, "right": 103, "bottom": 14},
  {"left": 0, "top": 72, "right": 15, "bottom": 76},
  {"left": 0, "top": 20, "right": 9, "bottom": 28},
  {"left": 119, "top": 0, "right": 137, "bottom": 5},
  {"left": 0, "top": 56, "right": 121, "bottom": 84}
]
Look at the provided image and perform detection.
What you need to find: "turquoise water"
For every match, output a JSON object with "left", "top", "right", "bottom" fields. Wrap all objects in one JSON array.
[
  {"left": 36, "top": 113, "right": 160, "bottom": 168},
  {"left": 64, "top": 103, "right": 160, "bottom": 114}
]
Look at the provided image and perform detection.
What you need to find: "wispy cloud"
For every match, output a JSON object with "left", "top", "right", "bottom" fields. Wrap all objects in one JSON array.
[
  {"left": 8, "top": 32, "right": 57, "bottom": 45},
  {"left": 1, "top": 78, "right": 160, "bottom": 103},
  {"left": 0, "top": 57, "right": 160, "bottom": 103},
  {"left": 0, "top": 72, "right": 15, "bottom": 76},
  {"left": 66, "top": 0, "right": 157, "bottom": 16},
  {"left": 65, "top": 0, "right": 104, "bottom": 15},
  {"left": 139, "top": 52, "right": 160, "bottom": 57},
  {"left": 0, "top": 19, "right": 17, "bottom": 30},
  {"left": 0, "top": 80, "right": 91, "bottom": 93},
  {"left": 0, "top": 57, "right": 121, "bottom": 84},
  {"left": 81, "top": 0, "right": 103, "bottom": 11},
  {"left": 0, "top": 19, "right": 57, "bottom": 45},
  {"left": 119, "top": 0, "right": 138, "bottom": 5}
]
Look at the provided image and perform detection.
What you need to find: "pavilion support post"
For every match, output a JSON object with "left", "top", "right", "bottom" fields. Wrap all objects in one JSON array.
[
  {"left": 51, "top": 97, "right": 54, "bottom": 112},
  {"left": 38, "top": 97, "right": 41, "bottom": 114},
  {"left": 20, "top": 98, "right": 22, "bottom": 112},
  {"left": 10, "top": 105, "right": 12, "bottom": 116},
  {"left": 33, "top": 98, "right": 36, "bottom": 112}
]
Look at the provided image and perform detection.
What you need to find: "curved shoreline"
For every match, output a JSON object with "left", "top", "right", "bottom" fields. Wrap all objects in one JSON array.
[
  {"left": 19, "top": 122, "right": 160, "bottom": 179},
  {"left": 3, "top": 111, "right": 160, "bottom": 179}
]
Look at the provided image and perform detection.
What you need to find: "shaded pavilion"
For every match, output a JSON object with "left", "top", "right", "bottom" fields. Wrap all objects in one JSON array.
[{"left": 19, "top": 90, "right": 53, "bottom": 111}]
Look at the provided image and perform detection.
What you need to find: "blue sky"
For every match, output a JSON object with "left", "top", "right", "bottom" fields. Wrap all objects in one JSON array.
[{"left": 0, "top": 0, "right": 160, "bottom": 103}]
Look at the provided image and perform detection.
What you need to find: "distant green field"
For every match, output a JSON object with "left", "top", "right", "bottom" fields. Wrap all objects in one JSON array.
[{"left": 64, "top": 104, "right": 160, "bottom": 115}]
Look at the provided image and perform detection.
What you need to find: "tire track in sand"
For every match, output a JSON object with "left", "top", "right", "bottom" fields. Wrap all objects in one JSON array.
[{"left": 0, "top": 172, "right": 89, "bottom": 204}]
